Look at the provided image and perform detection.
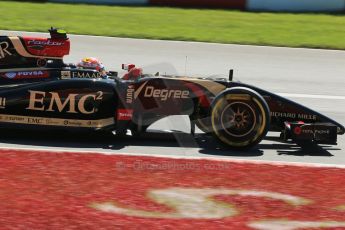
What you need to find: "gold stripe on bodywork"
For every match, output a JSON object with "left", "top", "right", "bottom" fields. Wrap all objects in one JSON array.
[
  {"left": 186, "top": 78, "right": 226, "bottom": 96},
  {"left": 0, "top": 114, "right": 114, "bottom": 128},
  {"left": 9, "top": 37, "right": 62, "bottom": 59},
  {"left": 160, "top": 77, "right": 226, "bottom": 96}
]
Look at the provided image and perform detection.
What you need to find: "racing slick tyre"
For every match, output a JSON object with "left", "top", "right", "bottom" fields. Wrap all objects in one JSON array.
[{"left": 211, "top": 87, "right": 270, "bottom": 149}]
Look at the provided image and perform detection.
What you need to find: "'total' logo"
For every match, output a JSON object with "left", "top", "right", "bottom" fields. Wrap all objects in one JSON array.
[{"left": 294, "top": 126, "right": 302, "bottom": 135}]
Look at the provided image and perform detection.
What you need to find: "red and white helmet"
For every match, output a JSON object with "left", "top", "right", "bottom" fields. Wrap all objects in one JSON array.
[{"left": 77, "top": 57, "right": 105, "bottom": 71}]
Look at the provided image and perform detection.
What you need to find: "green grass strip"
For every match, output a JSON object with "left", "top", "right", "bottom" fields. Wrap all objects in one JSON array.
[{"left": 0, "top": 1, "right": 344, "bottom": 49}]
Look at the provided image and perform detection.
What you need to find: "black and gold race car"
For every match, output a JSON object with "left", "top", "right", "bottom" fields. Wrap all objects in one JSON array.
[{"left": 0, "top": 28, "right": 343, "bottom": 149}]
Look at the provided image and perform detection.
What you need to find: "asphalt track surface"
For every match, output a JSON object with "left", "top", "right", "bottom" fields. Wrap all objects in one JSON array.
[{"left": 1, "top": 30, "right": 345, "bottom": 165}]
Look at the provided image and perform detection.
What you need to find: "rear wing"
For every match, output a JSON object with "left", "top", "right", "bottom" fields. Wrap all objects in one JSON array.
[{"left": 0, "top": 28, "right": 69, "bottom": 70}]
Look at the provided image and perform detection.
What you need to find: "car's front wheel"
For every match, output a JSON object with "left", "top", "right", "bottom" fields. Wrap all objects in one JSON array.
[{"left": 211, "top": 87, "right": 270, "bottom": 149}]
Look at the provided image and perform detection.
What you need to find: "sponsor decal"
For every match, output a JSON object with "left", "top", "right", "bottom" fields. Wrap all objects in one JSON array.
[
  {"left": 72, "top": 71, "right": 101, "bottom": 79},
  {"left": 144, "top": 86, "right": 189, "bottom": 101},
  {"left": 117, "top": 109, "right": 133, "bottom": 121},
  {"left": 125, "top": 82, "right": 190, "bottom": 104},
  {"left": 125, "top": 82, "right": 147, "bottom": 104},
  {"left": 271, "top": 111, "right": 317, "bottom": 120},
  {"left": 2, "top": 71, "right": 49, "bottom": 80},
  {"left": 297, "top": 113, "right": 317, "bottom": 120},
  {"left": 0, "top": 114, "right": 114, "bottom": 128},
  {"left": 314, "top": 129, "right": 330, "bottom": 135},
  {"left": 36, "top": 59, "right": 47, "bottom": 67},
  {"left": 9, "top": 37, "right": 64, "bottom": 59},
  {"left": 0, "top": 97, "right": 6, "bottom": 109},
  {"left": 26, "top": 90, "right": 103, "bottom": 114},
  {"left": 28, "top": 45, "right": 44, "bottom": 51},
  {"left": 27, "top": 40, "right": 64, "bottom": 46},
  {"left": 294, "top": 126, "right": 302, "bottom": 135},
  {"left": 0, "top": 41, "right": 12, "bottom": 59},
  {"left": 60, "top": 71, "right": 71, "bottom": 79},
  {"left": 126, "top": 85, "right": 135, "bottom": 104},
  {"left": 4, "top": 72, "right": 16, "bottom": 79},
  {"left": 135, "top": 82, "right": 148, "bottom": 99},
  {"left": 301, "top": 128, "right": 330, "bottom": 135},
  {"left": 302, "top": 129, "right": 314, "bottom": 135}
]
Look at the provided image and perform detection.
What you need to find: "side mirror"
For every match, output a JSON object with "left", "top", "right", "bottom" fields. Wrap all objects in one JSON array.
[{"left": 122, "top": 63, "right": 135, "bottom": 71}]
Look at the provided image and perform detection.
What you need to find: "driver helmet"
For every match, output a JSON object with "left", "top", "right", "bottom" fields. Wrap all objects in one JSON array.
[{"left": 77, "top": 57, "right": 106, "bottom": 76}]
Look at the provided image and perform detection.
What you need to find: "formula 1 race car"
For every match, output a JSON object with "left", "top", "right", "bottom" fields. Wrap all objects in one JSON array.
[{"left": 0, "top": 28, "right": 344, "bottom": 149}]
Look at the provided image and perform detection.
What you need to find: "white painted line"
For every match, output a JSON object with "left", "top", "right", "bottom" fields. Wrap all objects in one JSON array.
[
  {"left": 1, "top": 146, "right": 345, "bottom": 169},
  {"left": 277, "top": 93, "right": 345, "bottom": 100}
]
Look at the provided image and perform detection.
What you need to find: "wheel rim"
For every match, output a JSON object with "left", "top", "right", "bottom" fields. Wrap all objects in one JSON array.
[{"left": 220, "top": 102, "right": 257, "bottom": 137}]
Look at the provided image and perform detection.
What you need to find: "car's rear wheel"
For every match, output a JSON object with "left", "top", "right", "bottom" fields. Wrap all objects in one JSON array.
[
  {"left": 192, "top": 103, "right": 213, "bottom": 134},
  {"left": 194, "top": 116, "right": 213, "bottom": 133},
  {"left": 211, "top": 87, "right": 270, "bottom": 149}
]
